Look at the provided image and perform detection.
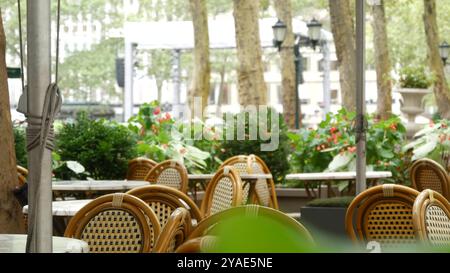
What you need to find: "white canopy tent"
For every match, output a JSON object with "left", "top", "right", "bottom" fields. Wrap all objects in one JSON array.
[{"left": 122, "top": 17, "right": 334, "bottom": 121}]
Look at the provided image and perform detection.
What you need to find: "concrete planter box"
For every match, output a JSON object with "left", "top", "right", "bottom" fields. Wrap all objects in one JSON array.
[{"left": 300, "top": 206, "right": 348, "bottom": 240}]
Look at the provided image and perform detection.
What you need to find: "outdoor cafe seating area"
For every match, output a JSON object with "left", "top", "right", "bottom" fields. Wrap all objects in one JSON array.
[{"left": 4, "top": 154, "right": 450, "bottom": 253}]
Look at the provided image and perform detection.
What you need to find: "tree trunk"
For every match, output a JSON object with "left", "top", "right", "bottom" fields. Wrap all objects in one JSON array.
[
  {"left": 329, "top": 0, "right": 356, "bottom": 112},
  {"left": 371, "top": 0, "right": 392, "bottom": 120},
  {"left": 233, "top": 0, "right": 268, "bottom": 106},
  {"left": 0, "top": 11, "right": 25, "bottom": 234},
  {"left": 273, "top": 0, "right": 298, "bottom": 129},
  {"left": 188, "top": 0, "right": 211, "bottom": 118},
  {"left": 423, "top": 0, "right": 450, "bottom": 118}
]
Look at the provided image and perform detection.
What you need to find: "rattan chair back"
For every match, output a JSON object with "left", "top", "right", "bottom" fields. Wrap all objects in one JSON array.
[
  {"left": 219, "top": 155, "right": 251, "bottom": 203},
  {"left": 247, "top": 154, "right": 279, "bottom": 209},
  {"left": 189, "top": 205, "right": 314, "bottom": 244},
  {"left": 346, "top": 184, "right": 419, "bottom": 248},
  {"left": 200, "top": 166, "right": 243, "bottom": 217},
  {"left": 127, "top": 157, "right": 157, "bottom": 180},
  {"left": 64, "top": 193, "right": 161, "bottom": 253},
  {"left": 153, "top": 207, "right": 192, "bottom": 253},
  {"left": 410, "top": 158, "right": 450, "bottom": 199},
  {"left": 144, "top": 160, "right": 188, "bottom": 193},
  {"left": 413, "top": 189, "right": 450, "bottom": 247},
  {"left": 175, "top": 235, "right": 218, "bottom": 253},
  {"left": 17, "top": 165, "right": 28, "bottom": 186},
  {"left": 126, "top": 184, "right": 203, "bottom": 226}
]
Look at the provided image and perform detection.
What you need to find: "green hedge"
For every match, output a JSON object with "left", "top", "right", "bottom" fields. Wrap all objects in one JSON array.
[{"left": 55, "top": 112, "right": 137, "bottom": 180}]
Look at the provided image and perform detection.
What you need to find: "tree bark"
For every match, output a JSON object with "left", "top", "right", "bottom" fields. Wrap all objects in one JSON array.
[
  {"left": 273, "top": 0, "right": 298, "bottom": 129},
  {"left": 329, "top": 0, "right": 356, "bottom": 112},
  {"left": 371, "top": 0, "right": 393, "bottom": 120},
  {"left": 0, "top": 10, "right": 25, "bottom": 234},
  {"left": 233, "top": 0, "right": 268, "bottom": 106},
  {"left": 188, "top": 0, "right": 211, "bottom": 118},
  {"left": 423, "top": 0, "right": 450, "bottom": 118}
]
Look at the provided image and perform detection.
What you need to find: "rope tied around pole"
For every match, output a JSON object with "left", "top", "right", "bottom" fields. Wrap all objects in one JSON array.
[
  {"left": 25, "top": 83, "right": 62, "bottom": 253},
  {"left": 19, "top": 0, "right": 63, "bottom": 253}
]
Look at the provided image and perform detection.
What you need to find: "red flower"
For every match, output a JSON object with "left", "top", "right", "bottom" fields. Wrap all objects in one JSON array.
[
  {"left": 153, "top": 107, "right": 161, "bottom": 115},
  {"left": 389, "top": 124, "right": 397, "bottom": 131},
  {"left": 330, "top": 127, "right": 338, "bottom": 134},
  {"left": 165, "top": 112, "right": 171, "bottom": 120}
]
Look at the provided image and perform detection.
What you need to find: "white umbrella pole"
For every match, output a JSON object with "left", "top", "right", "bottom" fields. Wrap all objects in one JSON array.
[
  {"left": 27, "top": 0, "right": 53, "bottom": 252},
  {"left": 356, "top": 0, "right": 367, "bottom": 195}
]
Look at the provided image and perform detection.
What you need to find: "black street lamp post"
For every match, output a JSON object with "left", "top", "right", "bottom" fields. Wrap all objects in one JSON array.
[{"left": 272, "top": 18, "right": 322, "bottom": 129}]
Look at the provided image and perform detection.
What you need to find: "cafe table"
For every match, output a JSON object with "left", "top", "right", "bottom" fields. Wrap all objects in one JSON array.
[
  {"left": 285, "top": 171, "right": 392, "bottom": 198},
  {"left": 0, "top": 234, "right": 89, "bottom": 253},
  {"left": 52, "top": 180, "right": 149, "bottom": 199}
]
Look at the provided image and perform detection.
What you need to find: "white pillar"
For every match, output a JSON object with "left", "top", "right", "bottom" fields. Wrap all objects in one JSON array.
[
  {"left": 124, "top": 42, "right": 135, "bottom": 121},
  {"left": 27, "top": 0, "right": 53, "bottom": 253}
]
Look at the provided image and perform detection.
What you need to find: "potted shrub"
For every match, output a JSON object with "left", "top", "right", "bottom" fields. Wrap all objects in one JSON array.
[
  {"left": 300, "top": 196, "right": 353, "bottom": 240},
  {"left": 396, "top": 66, "right": 433, "bottom": 138}
]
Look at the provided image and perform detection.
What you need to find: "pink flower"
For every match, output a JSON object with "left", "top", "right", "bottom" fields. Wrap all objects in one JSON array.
[
  {"left": 165, "top": 112, "right": 171, "bottom": 120},
  {"left": 153, "top": 107, "right": 161, "bottom": 115}
]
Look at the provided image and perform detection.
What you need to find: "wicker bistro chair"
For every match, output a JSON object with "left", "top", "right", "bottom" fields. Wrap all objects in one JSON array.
[
  {"left": 247, "top": 154, "right": 279, "bottom": 209},
  {"left": 345, "top": 184, "right": 420, "bottom": 249},
  {"left": 175, "top": 235, "right": 218, "bottom": 253},
  {"left": 153, "top": 207, "right": 192, "bottom": 252},
  {"left": 219, "top": 155, "right": 252, "bottom": 203},
  {"left": 144, "top": 160, "right": 188, "bottom": 193},
  {"left": 127, "top": 157, "right": 158, "bottom": 180},
  {"left": 126, "top": 185, "right": 203, "bottom": 227},
  {"left": 413, "top": 189, "right": 450, "bottom": 247},
  {"left": 17, "top": 165, "right": 28, "bottom": 186},
  {"left": 64, "top": 193, "right": 161, "bottom": 253},
  {"left": 410, "top": 158, "right": 450, "bottom": 200},
  {"left": 200, "top": 166, "right": 243, "bottom": 218}
]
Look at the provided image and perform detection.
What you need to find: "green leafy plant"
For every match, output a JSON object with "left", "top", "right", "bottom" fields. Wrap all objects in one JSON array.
[
  {"left": 403, "top": 119, "right": 450, "bottom": 167},
  {"left": 128, "top": 101, "right": 210, "bottom": 173},
  {"left": 219, "top": 109, "right": 290, "bottom": 184},
  {"left": 55, "top": 112, "right": 137, "bottom": 180},
  {"left": 288, "top": 109, "right": 409, "bottom": 188},
  {"left": 13, "top": 124, "right": 27, "bottom": 167},
  {"left": 398, "top": 66, "right": 432, "bottom": 89}
]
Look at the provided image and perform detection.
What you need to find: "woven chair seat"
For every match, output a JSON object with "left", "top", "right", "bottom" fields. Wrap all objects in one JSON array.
[
  {"left": 201, "top": 166, "right": 243, "bottom": 218},
  {"left": 410, "top": 158, "right": 450, "bottom": 200},
  {"left": 346, "top": 184, "right": 420, "bottom": 249},
  {"left": 413, "top": 189, "right": 450, "bottom": 248},
  {"left": 144, "top": 160, "right": 188, "bottom": 193},
  {"left": 127, "top": 157, "right": 157, "bottom": 180},
  {"left": 126, "top": 184, "right": 203, "bottom": 227},
  {"left": 65, "top": 193, "right": 161, "bottom": 253}
]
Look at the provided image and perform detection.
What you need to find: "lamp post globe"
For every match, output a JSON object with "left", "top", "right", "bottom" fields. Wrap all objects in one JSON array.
[
  {"left": 272, "top": 19, "right": 287, "bottom": 49},
  {"left": 307, "top": 18, "right": 322, "bottom": 49},
  {"left": 439, "top": 41, "right": 450, "bottom": 64}
]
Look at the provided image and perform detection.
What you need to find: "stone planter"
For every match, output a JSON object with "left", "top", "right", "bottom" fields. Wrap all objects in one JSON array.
[
  {"left": 396, "top": 88, "right": 431, "bottom": 138},
  {"left": 300, "top": 206, "right": 348, "bottom": 240}
]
